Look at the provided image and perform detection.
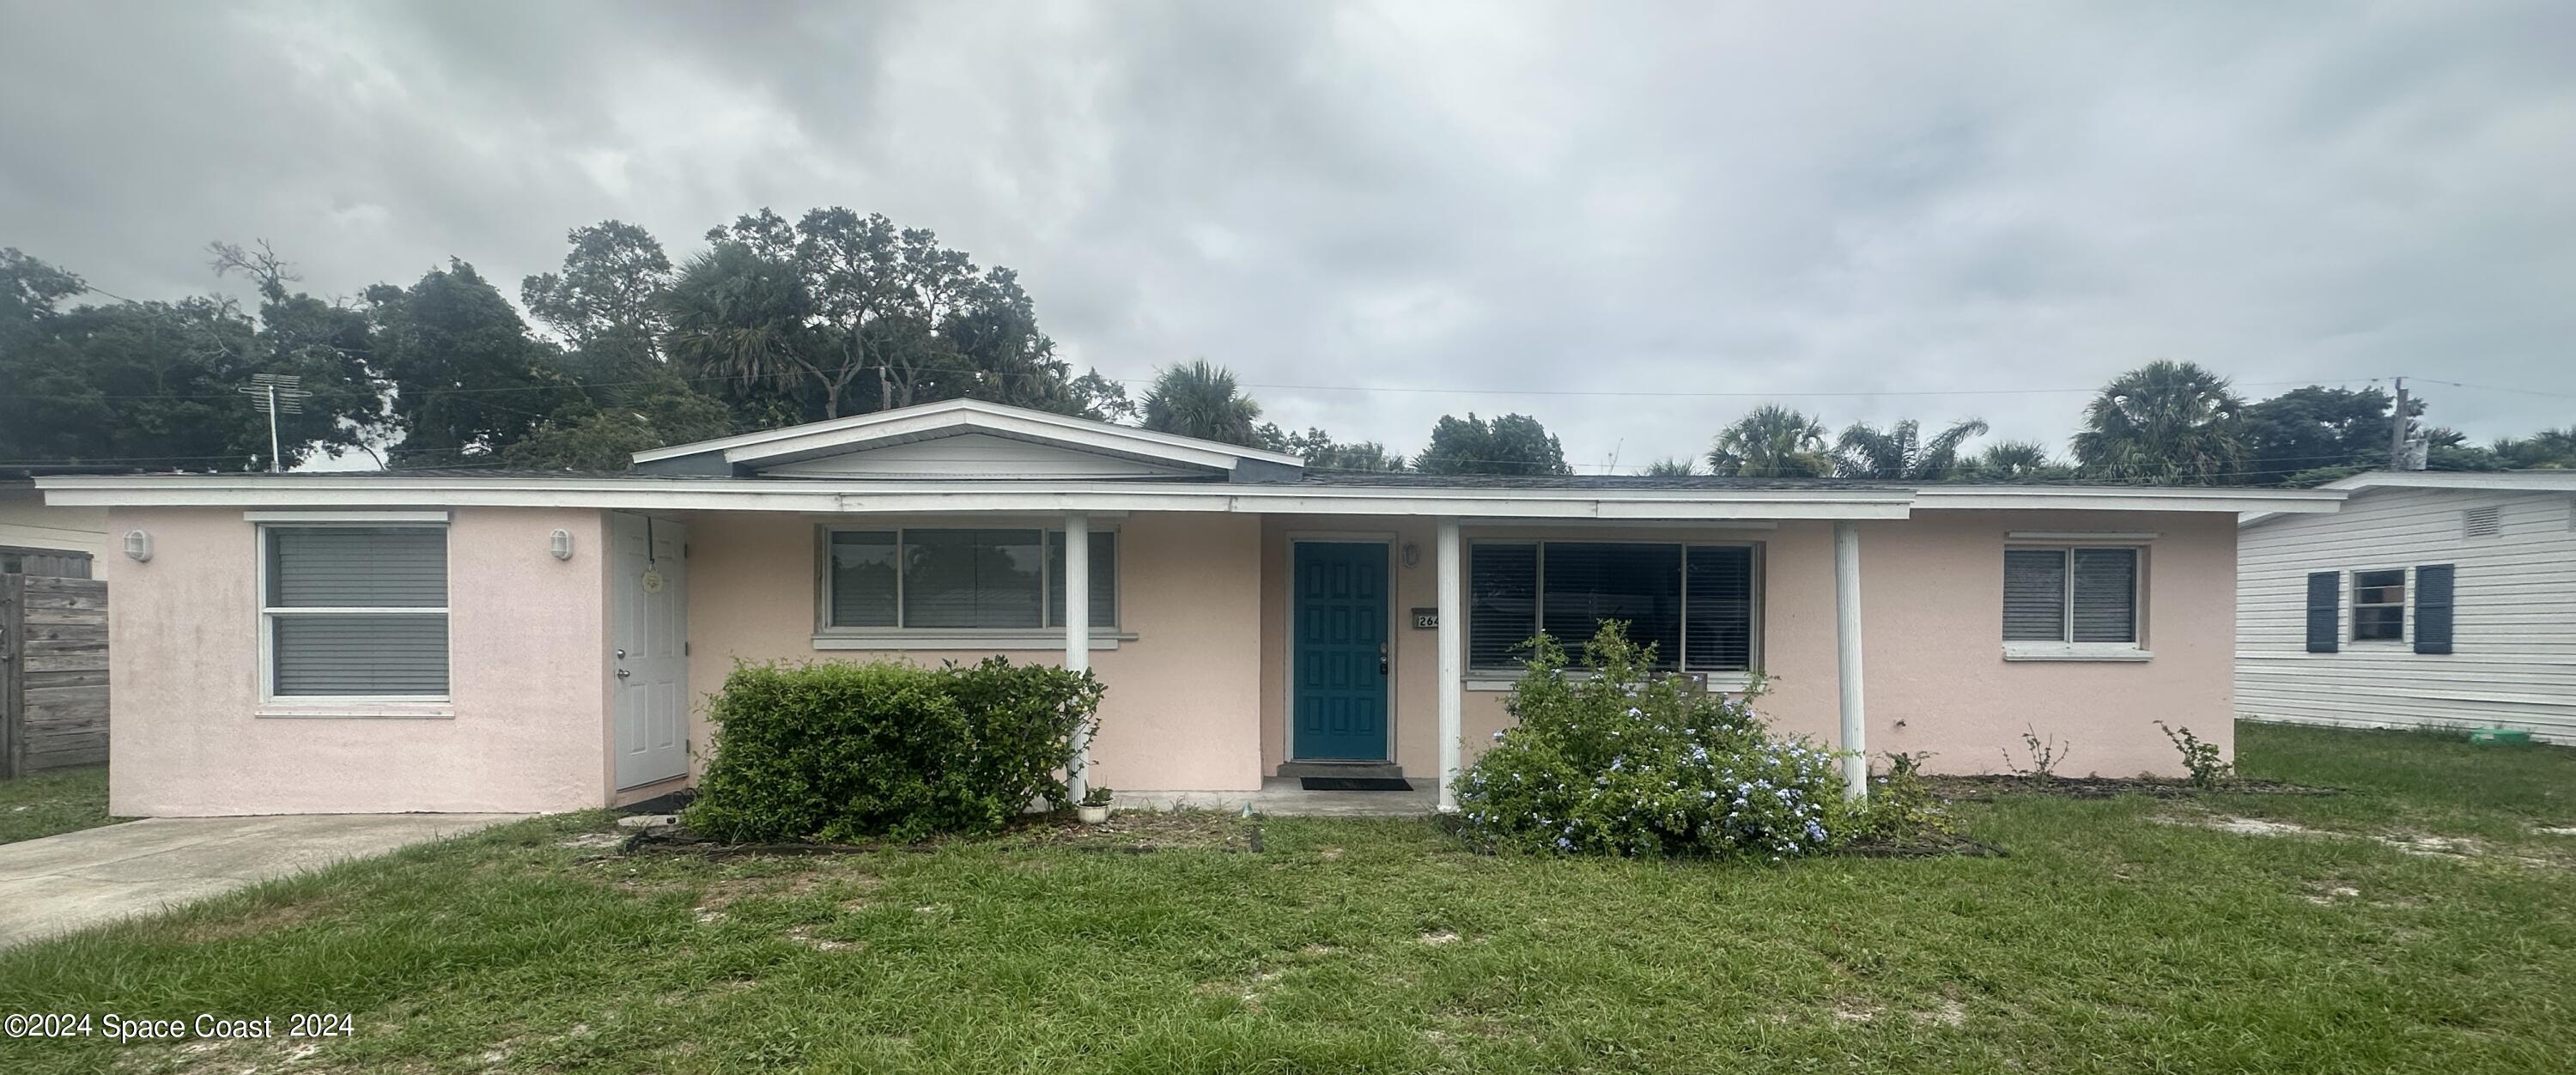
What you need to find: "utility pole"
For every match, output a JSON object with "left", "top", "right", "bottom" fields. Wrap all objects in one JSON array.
[{"left": 2386, "top": 376, "right": 2409, "bottom": 471}]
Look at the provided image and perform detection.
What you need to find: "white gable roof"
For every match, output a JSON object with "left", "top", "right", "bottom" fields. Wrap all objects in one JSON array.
[
  {"left": 2241, "top": 470, "right": 2576, "bottom": 526},
  {"left": 630, "top": 398, "right": 1303, "bottom": 478}
]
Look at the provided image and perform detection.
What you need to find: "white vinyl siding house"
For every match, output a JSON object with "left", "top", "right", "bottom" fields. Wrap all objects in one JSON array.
[{"left": 2239, "top": 474, "right": 2576, "bottom": 742}]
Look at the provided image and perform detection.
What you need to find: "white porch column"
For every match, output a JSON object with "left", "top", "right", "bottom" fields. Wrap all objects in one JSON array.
[
  {"left": 1064, "top": 512, "right": 1093, "bottom": 800},
  {"left": 1436, "top": 517, "right": 1463, "bottom": 812},
  {"left": 1832, "top": 519, "right": 1868, "bottom": 801}
]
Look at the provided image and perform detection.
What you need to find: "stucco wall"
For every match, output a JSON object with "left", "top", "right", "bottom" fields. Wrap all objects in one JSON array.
[
  {"left": 683, "top": 511, "right": 1267, "bottom": 793},
  {"left": 106, "top": 507, "right": 611, "bottom": 816},
  {"left": 1265, "top": 510, "right": 2237, "bottom": 781}
]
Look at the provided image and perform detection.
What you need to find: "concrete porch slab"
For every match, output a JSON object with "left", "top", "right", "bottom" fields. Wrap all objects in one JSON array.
[
  {"left": 0, "top": 813, "right": 526, "bottom": 948},
  {"left": 1124, "top": 776, "right": 1438, "bottom": 817}
]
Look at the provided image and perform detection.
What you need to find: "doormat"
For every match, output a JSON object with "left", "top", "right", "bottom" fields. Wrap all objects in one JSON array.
[{"left": 1300, "top": 776, "right": 1414, "bottom": 792}]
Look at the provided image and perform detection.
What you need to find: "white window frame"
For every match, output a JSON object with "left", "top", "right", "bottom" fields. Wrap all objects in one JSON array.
[
  {"left": 1462, "top": 538, "right": 1764, "bottom": 678},
  {"left": 255, "top": 519, "right": 453, "bottom": 717},
  {"left": 811, "top": 522, "right": 1131, "bottom": 650},
  {"left": 2349, "top": 567, "right": 2408, "bottom": 645},
  {"left": 2001, "top": 543, "right": 2151, "bottom": 661}
]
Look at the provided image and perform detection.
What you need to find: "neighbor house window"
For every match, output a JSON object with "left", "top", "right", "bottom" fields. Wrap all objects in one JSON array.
[
  {"left": 1467, "top": 541, "right": 1757, "bottom": 671},
  {"left": 824, "top": 527, "right": 1115, "bottom": 630},
  {"left": 262, "top": 525, "right": 449, "bottom": 696},
  {"left": 2002, "top": 546, "right": 2140, "bottom": 644},
  {"left": 2351, "top": 568, "right": 2405, "bottom": 641}
]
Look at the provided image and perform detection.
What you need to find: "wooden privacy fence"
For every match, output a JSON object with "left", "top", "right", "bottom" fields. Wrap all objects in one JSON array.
[{"left": 0, "top": 573, "right": 109, "bottom": 777}]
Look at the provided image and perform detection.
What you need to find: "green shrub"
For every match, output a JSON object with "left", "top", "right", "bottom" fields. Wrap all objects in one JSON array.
[
  {"left": 2157, "top": 721, "right": 2233, "bottom": 788},
  {"left": 683, "top": 656, "right": 1104, "bottom": 843},
  {"left": 1455, "top": 623, "right": 1850, "bottom": 859},
  {"left": 1843, "top": 750, "right": 1956, "bottom": 844}
]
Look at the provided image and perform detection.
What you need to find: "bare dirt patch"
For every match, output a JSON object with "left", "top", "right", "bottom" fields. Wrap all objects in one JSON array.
[{"left": 1012, "top": 810, "right": 1255, "bottom": 853}]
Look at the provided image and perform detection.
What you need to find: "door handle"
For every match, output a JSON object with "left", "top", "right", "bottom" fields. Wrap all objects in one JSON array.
[
  {"left": 616, "top": 668, "right": 631, "bottom": 679},
  {"left": 1379, "top": 641, "right": 1388, "bottom": 676}
]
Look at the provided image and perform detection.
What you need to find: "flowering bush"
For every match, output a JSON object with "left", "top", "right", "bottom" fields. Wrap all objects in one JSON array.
[{"left": 1455, "top": 623, "right": 1851, "bottom": 859}]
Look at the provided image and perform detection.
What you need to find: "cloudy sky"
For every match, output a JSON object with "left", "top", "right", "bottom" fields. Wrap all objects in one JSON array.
[{"left": 3, "top": 0, "right": 2570, "bottom": 471}]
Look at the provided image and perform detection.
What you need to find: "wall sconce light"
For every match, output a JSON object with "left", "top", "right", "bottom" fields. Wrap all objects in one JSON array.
[
  {"left": 550, "top": 529, "right": 575, "bottom": 561},
  {"left": 123, "top": 530, "right": 152, "bottom": 562},
  {"left": 1400, "top": 542, "right": 1421, "bottom": 568}
]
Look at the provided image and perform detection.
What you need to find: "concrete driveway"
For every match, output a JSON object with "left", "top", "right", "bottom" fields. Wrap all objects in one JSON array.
[{"left": 0, "top": 813, "right": 525, "bottom": 947}]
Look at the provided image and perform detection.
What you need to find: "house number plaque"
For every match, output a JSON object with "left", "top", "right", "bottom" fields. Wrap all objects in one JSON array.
[{"left": 1411, "top": 608, "right": 1438, "bottom": 629}]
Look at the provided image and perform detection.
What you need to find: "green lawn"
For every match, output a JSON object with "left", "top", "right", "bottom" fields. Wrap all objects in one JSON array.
[
  {"left": 0, "top": 765, "right": 114, "bottom": 845},
  {"left": 3, "top": 725, "right": 2574, "bottom": 1074}
]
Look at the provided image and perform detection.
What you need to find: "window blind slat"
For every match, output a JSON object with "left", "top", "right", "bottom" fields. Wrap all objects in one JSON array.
[
  {"left": 1467, "top": 544, "right": 1537, "bottom": 668},
  {"left": 1683, "top": 545, "right": 1753, "bottom": 671},
  {"left": 828, "top": 531, "right": 898, "bottom": 627},
  {"left": 2069, "top": 548, "right": 2138, "bottom": 643},
  {"left": 272, "top": 615, "right": 448, "bottom": 695},
  {"left": 2002, "top": 550, "right": 2068, "bottom": 641},
  {"left": 1046, "top": 531, "right": 1118, "bottom": 629},
  {"left": 1540, "top": 543, "right": 1682, "bottom": 669},
  {"left": 901, "top": 529, "right": 1042, "bottom": 629},
  {"left": 267, "top": 527, "right": 447, "bottom": 607}
]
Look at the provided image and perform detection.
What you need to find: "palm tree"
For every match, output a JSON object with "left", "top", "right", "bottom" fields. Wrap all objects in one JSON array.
[
  {"left": 1950, "top": 440, "right": 2073, "bottom": 481},
  {"left": 661, "top": 242, "right": 823, "bottom": 410},
  {"left": 2072, "top": 360, "right": 2248, "bottom": 483},
  {"left": 1141, "top": 360, "right": 1263, "bottom": 446},
  {"left": 1831, "top": 417, "right": 1990, "bottom": 479},
  {"left": 1642, "top": 457, "right": 1698, "bottom": 477},
  {"left": 1706, "top": 405, "right": 1832, "bottom": 477}
]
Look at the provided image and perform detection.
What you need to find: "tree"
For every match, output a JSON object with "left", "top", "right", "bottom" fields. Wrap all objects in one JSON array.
[
  {"left": 1705, "top": 405, "right": 1832, "bottom": 477},
  {"left": 1141, "top": 360, "right": 1265, "bottom": 446},
  {"left": 945, "top": 267, "right": 1131, "bottom": 422},
  {"left": 519, "top": 220, "right": 674, "bottom": 369},
  {"left": 1830, "top": 417, "right": 1989, "bottom": 479},
  {"left": 1949, "top": 440, "right": 2075, "bottom": 481},
  {"left": 2071, "top": 360, "right": 2248, "bottom": 483},
  {"left": 497, "top": 367, "right": 736, "bottom": 471},
  {"left": 2492, "top": 427, "right": 2576, "bottom": 469},
  {"left": 2, "top": 246, "right": 379, "bottom": 471},
  {"left": 365, "top": 259, "right": 579, "bottom": 466},
  {"left": 1414, "top": 413, "right": 1570, "bottom": 476},
  {"left": 1267, "top": 426, "right": 1406, "bottom": 471},
  {"left": 1642, "top": 457, "right": 1698, "bottom": 477},
  {"left": 663, "top": 239, "right": 820, "bottom": 422},
  {"left": 2239, "top": 386, "right": 2408, "bottom": 485},
  {"left": 209, "top": 240, "right": 383, "bottom": 467}
]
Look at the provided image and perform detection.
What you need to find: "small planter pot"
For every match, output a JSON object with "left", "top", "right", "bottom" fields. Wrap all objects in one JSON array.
[{"left": 1077, "top": 805, "right": 1110, "bottom": 824}]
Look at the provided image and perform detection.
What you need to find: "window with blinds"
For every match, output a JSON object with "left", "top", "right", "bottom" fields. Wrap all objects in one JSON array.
[
  {"left": 263, "top": 525, "right": 449, "bottom": 697},
  {"left": 1467, "top": 541, "right": 1757, "bottom": 671},
  {"left": 2002, "top": 546, "right": 2140, "bottom": 644},
  {"left": 823, "top": 527, "right": 1116, "bottom": 630},
  {"left": 2351, "top": 568, "right": 2405, "bottom": 641}
]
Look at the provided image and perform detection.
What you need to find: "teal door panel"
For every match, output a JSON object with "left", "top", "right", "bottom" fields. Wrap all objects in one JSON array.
[{"left": 1292, "top": 542, "right": 1389, "bottom": 761}]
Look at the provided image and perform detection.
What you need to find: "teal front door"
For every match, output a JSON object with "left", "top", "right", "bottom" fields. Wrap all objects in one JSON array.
[{"left": 1292, "top": 542, "right": 1390, "bottom": 761}]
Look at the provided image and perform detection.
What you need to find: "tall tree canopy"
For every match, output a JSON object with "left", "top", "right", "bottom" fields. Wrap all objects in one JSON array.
[
  {"left": 1141, "top": 360, "right": 1265, "bottom": 446},
  {"left": 1706, "top": 405, "right": 1832, "bottom": 477},
  {"left": 1414, "top": 412, "right": 1570, "bottom": 476},
  {"left": 365, "top": 258, "right": 579, "bottom": 466},
  {"left": 519, "top": 220, "right": 674, "bottom": 368},
  {"left": 2239, "top": 386, "right": 2406, "bottom": 485},
  {"left": 2071, "top": 360, "right": 2248, "bottom": 483},
  {"left": 1948, "top": 440, "right": 2075, "bottom": 481},
  {"left": 1265, "top": 426, "right": 1406, "bottom": 471},
  {"left": 1831, "top": 416, "right": 1989, "bottom": 480},
  {"left": 2, "top": 246, "right": 378, "bottom": 471}
]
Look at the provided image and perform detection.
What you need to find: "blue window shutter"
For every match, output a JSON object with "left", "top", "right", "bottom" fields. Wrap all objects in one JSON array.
[
  {"left": 2304, "top": 571, "right": 2340, "bottom": 653},
  {"left": 2414, "top": 564, "right": 2455, "bottom": 655}
]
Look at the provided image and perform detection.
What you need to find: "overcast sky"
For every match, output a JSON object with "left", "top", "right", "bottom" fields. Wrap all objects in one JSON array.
[{"left": 3, "top": 1, "right": 2570, "bottom": 471}]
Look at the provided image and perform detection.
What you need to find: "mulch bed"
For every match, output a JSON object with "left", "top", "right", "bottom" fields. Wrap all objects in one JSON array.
[{"left": 1925, "top": 775, "right": 2338, "bottom": 802}]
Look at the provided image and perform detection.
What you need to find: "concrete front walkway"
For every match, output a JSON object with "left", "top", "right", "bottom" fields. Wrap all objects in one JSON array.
[{"left": 0, "top": 813, "right": 525, "bottom": 948}]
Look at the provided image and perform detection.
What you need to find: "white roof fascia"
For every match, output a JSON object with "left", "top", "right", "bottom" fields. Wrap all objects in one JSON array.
[
  {"left": 1911, "top": 486, "right": 2346, "bottom": 514},
  {"left": 634, "top": 398, "right": 1303, "bottom": 471},
  {"left": 2317, "top": 471, "right": 2576, "bottom": 493}
]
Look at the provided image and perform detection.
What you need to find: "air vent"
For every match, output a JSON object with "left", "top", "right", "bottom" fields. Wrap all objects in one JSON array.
[{"left": 2462, "top": 506, "right": 2502, "bottom": 539}]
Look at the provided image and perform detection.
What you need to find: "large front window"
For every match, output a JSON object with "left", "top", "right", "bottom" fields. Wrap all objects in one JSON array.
[
  {"left": 2002, "top": 546, "right": 2141, "bottom": 644},
  {"left": 1467, "top": 540, "right": 1757, "bottom": 671},
  {"left": 824, "top": 527, "right": 1115, "bottom": 630},
  {"left": 262, "top": 525, "right": 450, "bottom": 697}
]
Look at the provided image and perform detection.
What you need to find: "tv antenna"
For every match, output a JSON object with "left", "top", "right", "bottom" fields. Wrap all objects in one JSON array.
[{"left": 236, "top": 374, "right": 312, "bottom": 473}]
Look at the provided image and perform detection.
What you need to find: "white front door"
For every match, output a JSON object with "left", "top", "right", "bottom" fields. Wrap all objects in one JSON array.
[{"left": 611, "top": 513, "right": 690, "bottom": 789}]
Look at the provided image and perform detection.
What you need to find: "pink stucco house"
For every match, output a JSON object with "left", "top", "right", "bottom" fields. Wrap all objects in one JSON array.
[{"left": 38, "top": 399, "right": 2345, "bottom": 817}]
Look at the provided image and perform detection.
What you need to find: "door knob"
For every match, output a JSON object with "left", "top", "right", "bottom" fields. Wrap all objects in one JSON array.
[
  {"left": 615, "top": 668, "right": 631, "bottom": 678},
  {"left": 1379, "top": 641, "right": 1389, "bottom": 675}
]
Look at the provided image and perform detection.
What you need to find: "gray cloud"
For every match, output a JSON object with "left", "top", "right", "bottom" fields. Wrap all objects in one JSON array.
[{"left": 4, "top": 0, "right": 2569, "bottom": 470}]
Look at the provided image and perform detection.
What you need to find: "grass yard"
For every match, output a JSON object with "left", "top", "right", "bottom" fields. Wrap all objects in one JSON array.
[
  {"left": 3, "top": 724, "right": 2574, "bottom": 1074},
  {"left": 0, "top": 765, "right": 115, "bottom": 845}
]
